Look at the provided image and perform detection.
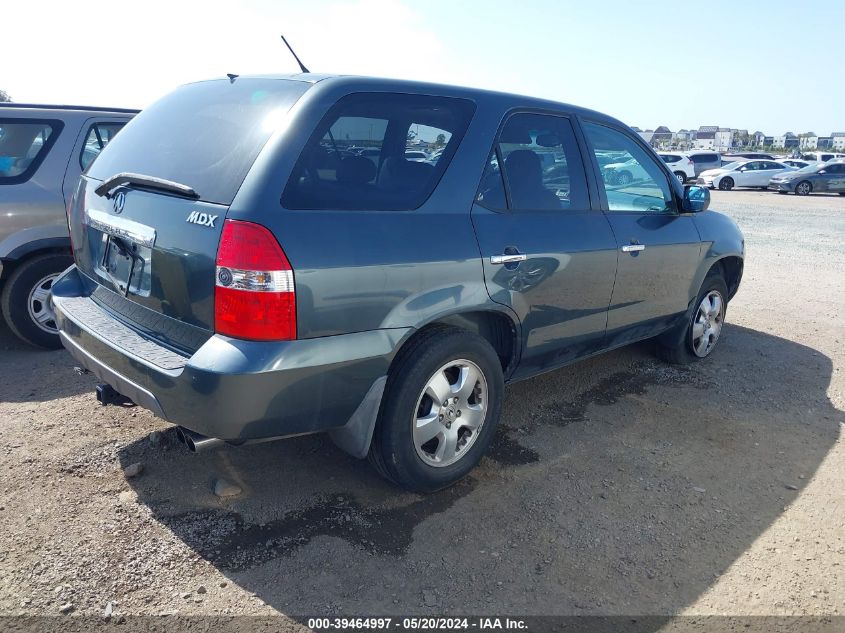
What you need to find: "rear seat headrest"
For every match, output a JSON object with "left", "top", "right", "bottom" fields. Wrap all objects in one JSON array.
[{"left": 337, "top": 156, "right": 377, "bottom": 184}]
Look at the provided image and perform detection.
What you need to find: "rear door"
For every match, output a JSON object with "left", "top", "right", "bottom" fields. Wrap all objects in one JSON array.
[
  {"left": 580, "top": 120, "right": 702, "bottom": 345},
  {"left": 471, "top": 111, "right": 619, "bottom": 376},
  {"left": 66, "top": 78, "right": 309, "bottom": 351}
]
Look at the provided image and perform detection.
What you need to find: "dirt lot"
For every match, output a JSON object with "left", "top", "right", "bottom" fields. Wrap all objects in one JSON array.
[{"left": 1, "top": 190, "right": 843, "bottom": 626}]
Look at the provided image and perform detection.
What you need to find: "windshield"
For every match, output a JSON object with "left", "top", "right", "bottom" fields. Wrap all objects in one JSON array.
[
  {"left": 796, "top": 164, "right": 822, "bottom": 173},
  {"left": 87, "top": 78, "right": 309, "bottom": 204},
  {"left": 720, "top": 161, "right": 742, "bottom": 171}
]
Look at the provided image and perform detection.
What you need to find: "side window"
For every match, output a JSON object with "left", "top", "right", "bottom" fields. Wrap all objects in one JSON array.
[
  {"left": 80, "top": 122, "right": 127, "bottom": 171},
  {"left": 0, "top": 119, "right": 62, "bottom": 184},
  {"left": 582, "top": 121, "right": 673, "bottom": 213},
  {"left": 282, "top": 93, "right": 475, "bottom": 211},
  {"left": 475, "top": 112, "right": 589, "bottom": 212}
]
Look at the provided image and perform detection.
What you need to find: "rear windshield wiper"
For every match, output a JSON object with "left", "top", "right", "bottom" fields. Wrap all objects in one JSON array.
[{"left": 94, "top": 172, "right": 200, "bottom": 200}]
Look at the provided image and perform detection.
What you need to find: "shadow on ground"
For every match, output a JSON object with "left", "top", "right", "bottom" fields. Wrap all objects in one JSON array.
[{"left": 119, "top": 324, "right": 842, "bottom": 617}]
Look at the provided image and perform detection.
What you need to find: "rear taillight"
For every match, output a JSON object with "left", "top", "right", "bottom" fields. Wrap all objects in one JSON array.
[{"left": 214, "top": 219, "right": 296, "bottom": 341}]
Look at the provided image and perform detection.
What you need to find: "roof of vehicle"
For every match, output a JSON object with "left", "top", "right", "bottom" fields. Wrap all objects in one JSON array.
[
  {"left": 191, "top": 73, "right": 629, "bottom": 127},
  {"left": 0, "top": 103, "right": 139, "bottom": 114}
]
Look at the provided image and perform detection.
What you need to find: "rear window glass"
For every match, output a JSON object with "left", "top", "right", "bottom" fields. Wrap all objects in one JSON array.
[
  {"left": 87, "top": 78, "right": 309, "bottom": 204},
  {"left": 80, "top": 122, "right": 127, "bottom": 171},
  {"left": 0, "top": 118, "right": 63, "bottom": 184},
  {"left": 282, "top": 92, "right": 475, "bottom": 211}
]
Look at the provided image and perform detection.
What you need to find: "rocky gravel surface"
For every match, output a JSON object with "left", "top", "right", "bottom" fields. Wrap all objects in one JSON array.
[{"left": 0, "top": 190, "right": 843, "bottom": 628}]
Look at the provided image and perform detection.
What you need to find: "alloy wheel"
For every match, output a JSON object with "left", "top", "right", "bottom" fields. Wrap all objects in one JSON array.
[
  {"left": 412, "top": 359, "right": 487, "bottom": 468},
  {"left": 691, "top": 290, "right": 724, "bottom": 358}
]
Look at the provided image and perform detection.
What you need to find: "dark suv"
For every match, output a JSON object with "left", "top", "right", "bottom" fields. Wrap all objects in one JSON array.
[
  {"left": 52, "top": 75, "right": 744, "bottom": 492},
  {"left": 0, "top": 104, "right": 135, "bottom": 347}
]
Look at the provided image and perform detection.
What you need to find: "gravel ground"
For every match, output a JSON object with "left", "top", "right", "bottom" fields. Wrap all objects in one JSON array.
[{"left": 0, "top": 190, "right": 843, "bottom": 626}]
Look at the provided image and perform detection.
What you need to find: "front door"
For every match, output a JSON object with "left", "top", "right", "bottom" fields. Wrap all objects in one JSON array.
[
  {"left": 471, "top": 112, "right": 618, "bottom": 377},
  {"left": 580, "top": 120, "right": 702, "bottom": 346}
]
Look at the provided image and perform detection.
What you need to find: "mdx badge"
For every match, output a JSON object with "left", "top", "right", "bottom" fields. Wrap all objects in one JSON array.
[{"left": 186, "top": 211, "right": 218, "bottom": 227}]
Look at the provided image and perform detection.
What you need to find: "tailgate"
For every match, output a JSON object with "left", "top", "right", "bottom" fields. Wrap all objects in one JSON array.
[{"left": 68, "top": 176, "right": 224, "bottom": 351}]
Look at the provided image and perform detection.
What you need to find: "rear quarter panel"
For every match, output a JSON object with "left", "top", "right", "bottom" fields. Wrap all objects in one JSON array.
[{"left": 227, "top": 79, "right": 519, "bottom": 340}]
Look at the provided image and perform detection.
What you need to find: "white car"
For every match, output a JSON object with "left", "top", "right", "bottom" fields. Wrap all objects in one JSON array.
[
  {"left": 697, "top": 159, "right": 796, "bottom": 191},
  {"left": 404, "top": 150, "right": 430, "bottom": 163},
  {"left": 658, "top": 152, "right": 696, "bottom": 184},
  {"left": 602, "top": 157, "right": 650, "bottom": 185}
]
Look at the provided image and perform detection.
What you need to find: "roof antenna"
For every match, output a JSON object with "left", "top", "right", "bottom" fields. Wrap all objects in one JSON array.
[
  {"left": 226, "top": 73, "right": 239, "bottom": 83},
  {"left": 281, "top": 35, "right": 310, "bottom": 74}
]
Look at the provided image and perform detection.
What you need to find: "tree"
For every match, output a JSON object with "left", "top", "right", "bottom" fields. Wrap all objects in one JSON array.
[{"left": 0, "top": 90, "right": 11, "bottom": 103}]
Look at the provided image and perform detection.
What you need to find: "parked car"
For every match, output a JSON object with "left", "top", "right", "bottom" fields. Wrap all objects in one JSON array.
[
  {"left": 684, "top": 151, "right": 722, "bottom": 177},
  {"left": 601, "top": 157, "right": 650, "bottom": 185},
  {"left": 404, "top": 150, "right": 430, "bottom": 163},
  {"left": 0, "top": 103, "right": 135, "bottom": 348},
  {"left": 658, "top": 152, "right": 695, "bottom": 184},
  {"left": 722, "top": 152, "right": 775, "bottom": 161},
  {"left": 697, "top": 159, "right": 795, "bottom": 190},
  {"left": 768, "top": 161, "right": 845, "bottom": 195},
  {"left": 779, "top": 159, "right": 813, "bottom": 169},
  {"left": 802, "top": 151, "right": 845, "bottom": 163},
  {"left": 51, "top": 75, "right": 744, "bottom": 492}
]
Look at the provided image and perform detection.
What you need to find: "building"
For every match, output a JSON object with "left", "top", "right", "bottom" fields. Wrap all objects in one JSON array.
[
  {"left": 716, "top": 128, "right": 734, "bottom": 151},
  {"left": 693, "top": 126, "right": 718, "bottom": 150},
  {"left": 752, "top": 131, "right": 766, "bottom": 147},
  {"left": 638, "top": 129, "right": 655, "bottom": 144},
  {"left": 773, "top": 132, "right": 799, "bottom": 149},
  {"left": 831, "top": 133, "right": 845, "bottom": 150},
  {"left": 817, "top": 137, "right": 833, "bottom": 149},
  {"left": 651, "top": 126, "right": 673, "bottom": 149},
  {"left": 732, "top": 129, "right": 749, "bottom": 148},
  {"left": 799, "top": 134, "right": 819, "bottom": 150}
]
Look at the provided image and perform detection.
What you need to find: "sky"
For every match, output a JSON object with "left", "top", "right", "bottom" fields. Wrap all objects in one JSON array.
[{"left": 3, "top": 0, "right": 843, "bottom": 136}]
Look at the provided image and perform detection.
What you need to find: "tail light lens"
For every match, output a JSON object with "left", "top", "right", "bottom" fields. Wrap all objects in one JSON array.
[{"left": 214, "top": 219, "right": 296, "bottom": 341}]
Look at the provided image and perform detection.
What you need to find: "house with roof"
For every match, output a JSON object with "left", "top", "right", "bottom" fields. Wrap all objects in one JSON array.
[
  {"left": 831, "top": 133, "right": 845, "bottom": 150},
  {"left": 773, "top": 132, "right": 799, "bottom": 149},
  {"left": 799, "top": 133, "right": 819, "bottom": 150},
  {"left": 693, "top": 126, "right": 718, "bottom": 150}
]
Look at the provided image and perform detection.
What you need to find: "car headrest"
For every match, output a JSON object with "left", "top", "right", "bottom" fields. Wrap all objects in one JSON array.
[
  {"left": 337, "top": 156, "right": 377, "bottom": 184},
  {"left": 378, "top": 157, "right": 435, "bottom": 191},
  {"left": 505, "top": 150, "right": 543, "bottom": 188}
]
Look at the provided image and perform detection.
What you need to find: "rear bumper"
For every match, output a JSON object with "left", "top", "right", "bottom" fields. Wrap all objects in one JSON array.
[{"left": 52, "top": 266, "right": 408, "bottom": 444}]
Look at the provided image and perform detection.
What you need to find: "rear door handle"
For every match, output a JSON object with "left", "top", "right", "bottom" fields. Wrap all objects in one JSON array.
[
  {"left": 621, "top": 244, "right": 645, "bottom": 252},
  {"left": 490, "top": 253, "right": 527, "bottom": 265}
]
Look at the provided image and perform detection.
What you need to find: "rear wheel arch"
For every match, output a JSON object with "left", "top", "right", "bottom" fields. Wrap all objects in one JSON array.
[{"left": 391, "top": 310, "right": 520, "bottom": 379}]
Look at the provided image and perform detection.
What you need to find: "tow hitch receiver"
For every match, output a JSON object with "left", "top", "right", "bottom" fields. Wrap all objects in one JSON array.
[{"left": 95, "top": 383, "right": 133, "bottom": 406}]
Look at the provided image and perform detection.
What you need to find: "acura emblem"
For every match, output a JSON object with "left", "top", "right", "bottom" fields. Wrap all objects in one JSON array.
[{"left": 113, "top": 191, "right": 125, "bottom": 214}]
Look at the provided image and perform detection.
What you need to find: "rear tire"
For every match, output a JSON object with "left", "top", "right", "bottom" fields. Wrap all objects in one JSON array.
[
  {"left": 655, "top": 270, "right": 728, "bottom": 365},
  {"left": 1, "top": 254, "right": 72, "bottom": 349},
  {"left": 795, "top": 181, "right": 812, "bottom": 196},
  {"left": 718, "top": 177, "right": 734, "bottom": 191},
  {"left": 368, "top": 326, "right": 504, "bottom": 492}
]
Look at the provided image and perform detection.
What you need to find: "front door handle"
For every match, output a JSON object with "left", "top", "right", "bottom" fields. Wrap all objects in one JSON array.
[
  {"left": 621, "top": 244, "right": 645, "bottom": 253},
  {"left": 490, "top": 253, "right": 527, "bottom": 265}
]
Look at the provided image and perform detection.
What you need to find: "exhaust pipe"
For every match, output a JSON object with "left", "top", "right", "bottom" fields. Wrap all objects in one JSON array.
[{"left": 175, "top": 426, "right": 225, "bottom": 453}]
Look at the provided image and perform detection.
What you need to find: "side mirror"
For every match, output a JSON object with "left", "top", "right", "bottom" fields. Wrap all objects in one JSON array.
[
  {"left": 739, "top": 167, "right": 747, "bottom": 172},
  {"left": 684, "top": 185, "right": 710, "bottom": 212},
  {"left": 819, "top": 170, "right": 827, "bottom": 174}
]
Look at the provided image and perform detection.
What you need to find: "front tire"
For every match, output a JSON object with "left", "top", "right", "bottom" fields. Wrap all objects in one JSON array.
[
  {"left": 795, "top": 181, "right": 812, "bottom": 196},
  {"left": 674, "top": 172, "right": 686, "bottom": 185},
  {"left": 616, "top": 171, "right": 633, "bottom": 186},
  {"left": 368, "top": 327, "right": 504, "bottom": 492},
  {"left": 1, "top": 254, "right": 72, "bottom": 349},
  {"left": 718, "top": 177, "right": 734, "bottom": 191},
  {"left": 656, "top": 271, "right": 728, "bottom": 365}
]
